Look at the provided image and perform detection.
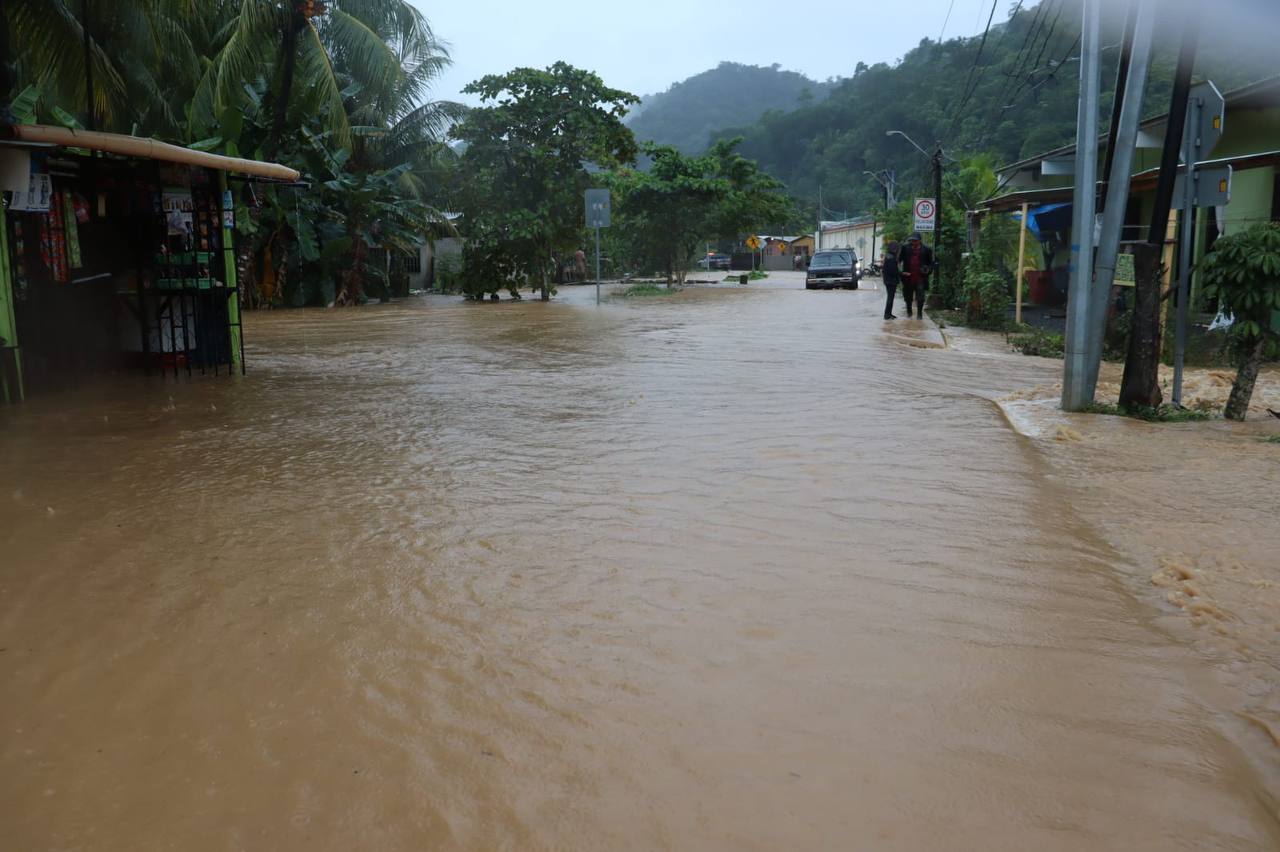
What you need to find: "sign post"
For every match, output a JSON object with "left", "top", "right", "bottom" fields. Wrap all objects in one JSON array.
[
  {"left": 912, "top": 197, "right": 936, "bottom": 233},
  {"left": 746, "top": 235, "right": 761, "bottom": 273},
  {"left": 1172, "top": 81, "right": 1226, "bottom": 405},
  {"left": 585, "top": 189, "right": 611, "bottom": 305}
]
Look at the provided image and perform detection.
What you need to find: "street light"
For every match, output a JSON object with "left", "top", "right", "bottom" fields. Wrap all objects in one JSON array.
[
  {"left": 886, "top": 130, "right": 944, "bottom": 298},
  {"left": 885, "top": 130, "right": 932, "bottom": 161}
]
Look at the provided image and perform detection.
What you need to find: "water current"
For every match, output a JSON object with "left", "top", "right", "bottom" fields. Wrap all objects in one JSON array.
[{"left": 2, "top": 273, "right": 1278, "bottom": 850}]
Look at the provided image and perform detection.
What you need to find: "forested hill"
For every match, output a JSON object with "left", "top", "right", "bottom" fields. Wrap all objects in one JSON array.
[
  {"left": 711, "top": 0, "right": 1273, "bottom": 217},
  {"left": 626, "top": 62, "right": 834, "bottom": 154}
]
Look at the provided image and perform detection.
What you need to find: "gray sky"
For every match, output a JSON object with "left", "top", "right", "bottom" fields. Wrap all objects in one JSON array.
[{"left": 416, "top": 0, "right": 1004, "bottom": 105}]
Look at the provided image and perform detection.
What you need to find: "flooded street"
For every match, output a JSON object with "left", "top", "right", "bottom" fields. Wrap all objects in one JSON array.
[{"left": 2, "top": 273, "right": 1278, "bottom": 850}]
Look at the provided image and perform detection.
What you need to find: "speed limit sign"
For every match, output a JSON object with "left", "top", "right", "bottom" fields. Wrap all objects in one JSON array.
[{"left": 913, "top": 198, "right": 937, "bottom": 232}]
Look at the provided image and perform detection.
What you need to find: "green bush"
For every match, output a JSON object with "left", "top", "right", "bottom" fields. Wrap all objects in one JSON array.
[
  {"left": 623, "top": 284, "right": 679, "bottom": 297},
  {"left": 962, "top": 269, "right": 1009, "bottom": 328},
  {"left": 1007, "top": 326, "right": 1064, "bottom": 357}
]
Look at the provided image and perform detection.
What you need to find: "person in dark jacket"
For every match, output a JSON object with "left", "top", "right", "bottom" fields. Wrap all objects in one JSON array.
[
  {"left": 898, "top": 232, "right": 934, "bottom": 319},
  {"left": 881, "top": 240, "right": 901, "bottom": 319}
]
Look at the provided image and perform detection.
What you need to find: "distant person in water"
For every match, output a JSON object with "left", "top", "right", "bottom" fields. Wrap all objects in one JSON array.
[
  {"left": 574, "top": 248, "right": 588, "bottom": 282},
  {"left": 898, "top": 232, "right": 934, "bottom": 319},
  {"left": 882, "top": 240, "right": 901, "bottom": 320}
]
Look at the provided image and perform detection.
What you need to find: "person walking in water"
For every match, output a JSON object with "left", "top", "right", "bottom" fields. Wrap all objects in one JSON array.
[
  {"left": 881, "top": 240, "right": 902, "bottom": 319},
  {"left": 898, "top": 232, "right": 934, "bottom": 319}
]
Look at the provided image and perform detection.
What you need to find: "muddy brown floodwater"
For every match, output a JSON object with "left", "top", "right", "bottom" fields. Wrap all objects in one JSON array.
[{"left": 2, "top": 273, "right": 1279, "bottom": 850}]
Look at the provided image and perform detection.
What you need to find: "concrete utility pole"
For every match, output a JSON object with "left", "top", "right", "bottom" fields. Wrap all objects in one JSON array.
[
  {"left": 1085, "top": 0, "right": 1156, "bottom": 400},
  {"left": 1061, "top": 0, "right": 1103, "bottom": 411}
]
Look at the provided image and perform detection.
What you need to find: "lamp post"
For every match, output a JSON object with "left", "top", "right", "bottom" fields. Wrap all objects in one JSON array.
[{"left": 887, "top": 130, "right": 944, "bottom": 295}]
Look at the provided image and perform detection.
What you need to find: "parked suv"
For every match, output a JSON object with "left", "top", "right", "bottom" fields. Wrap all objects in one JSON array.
[
  {"left": 697, "top": 252, "right": 731, "bottom": 270},
  {"left": 805, "top": 250, "right": 859, "bottom": 290}
]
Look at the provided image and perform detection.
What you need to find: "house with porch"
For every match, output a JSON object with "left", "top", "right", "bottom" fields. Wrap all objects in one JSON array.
[{"left": 980, "top": 75, "right": 1279, "bottom": 316}]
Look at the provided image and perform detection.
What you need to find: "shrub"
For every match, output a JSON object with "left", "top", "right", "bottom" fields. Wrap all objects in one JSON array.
[{"left": 1007, "top": 327, "right": 1064, "bottom": 358}]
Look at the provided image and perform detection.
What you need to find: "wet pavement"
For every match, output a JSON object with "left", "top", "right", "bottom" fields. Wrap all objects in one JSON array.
[{"left": 2, "top": 270, "right": 1278, "bottom": 850}]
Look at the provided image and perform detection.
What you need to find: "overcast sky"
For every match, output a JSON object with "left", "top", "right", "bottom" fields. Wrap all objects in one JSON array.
[{"left": 415, "top": 0, "right": 1005, "bottom": 106}]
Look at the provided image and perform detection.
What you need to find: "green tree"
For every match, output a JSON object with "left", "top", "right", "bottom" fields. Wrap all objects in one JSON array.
[
  {"left": 702, "top": 138, "right": 793, "bottom": 244},
  {"left": 450, "top": 63, "right": 639, "bottom": 301},
  {"left": 1199, "top": 222, "right": 1280, "bottom": 421},
  {"left": 608, "top": 139, "right": 790, "bottom": 287}
]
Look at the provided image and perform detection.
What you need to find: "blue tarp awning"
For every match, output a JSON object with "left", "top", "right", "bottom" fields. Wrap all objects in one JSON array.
[{"left": 1011, "top": 202, "right": 1072, "bottom": 240}]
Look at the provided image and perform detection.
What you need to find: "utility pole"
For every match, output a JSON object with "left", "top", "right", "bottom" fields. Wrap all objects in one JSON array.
[
  {"left": 1061, "top": 0, "right": 1102, "bottom": 411},
  {"left": 1119, "top": 13, "right": 1199, "bottom": 410},
  {"left": 1171, "top": 93, "right": 1202, "bottom": 405},
  {"left": 1085, "top": 0, "right": 1155, "bottom": 400},
  {"left": 931, "top": 147, "right": 943, "bottom": 296},
  {"left": 817, "top": 185, "right": 823, "bottom": 250}
]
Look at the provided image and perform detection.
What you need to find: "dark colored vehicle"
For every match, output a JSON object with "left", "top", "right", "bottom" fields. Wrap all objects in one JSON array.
[
  {"left": 697, "top": 252, "right": 731, "bottom": 270},
  {"left": 805, "top": 250, "right": 859, "bottom": 290}
]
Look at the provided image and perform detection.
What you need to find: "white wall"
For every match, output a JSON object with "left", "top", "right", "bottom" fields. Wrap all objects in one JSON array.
[
  {"left": 818, "top": 224, "right": 884, "bottom": 263},
  {"left": 409, "top": 237, "right": 465, "bottom": 290}
]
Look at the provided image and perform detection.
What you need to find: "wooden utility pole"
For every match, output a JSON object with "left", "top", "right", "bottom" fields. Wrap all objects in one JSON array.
[
  {"left": 1119, "top": 12, "right": 1199, "bottom": 409},
  {"left": 931, "top": 147, "right": 943, "bottom": 298}
]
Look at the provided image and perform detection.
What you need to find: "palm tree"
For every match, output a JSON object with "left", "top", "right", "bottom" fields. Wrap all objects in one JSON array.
[
  {"left": 3, "top": 1, "right": 449, "bottom": 153},
  {"left": 191, "top": 0, "right": 447, "bottom": 156}
]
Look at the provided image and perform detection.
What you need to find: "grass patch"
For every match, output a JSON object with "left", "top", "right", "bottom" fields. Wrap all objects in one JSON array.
[
  {"left": 1263, "top": 434, "right": 1280, "bottom": 444},
  {"left": 1007, "top": 327, "right": 1065, "bottom": 358},
  {"left": 725, "top": 270, "right": 769, "bottom": 281},
  {"left": 930, "top": 309, "right": 965, "bottom": 330},
  {"left": 1081, "top": 402, "right": 1213, "bottom": 423},
  {"left": 622, "top": 283, "right": 680, "bottom": 297}
]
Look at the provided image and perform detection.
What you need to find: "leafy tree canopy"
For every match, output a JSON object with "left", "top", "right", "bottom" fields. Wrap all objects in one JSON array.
[{"left": 449, "top": 63, "right": 639, "bottom": 300}]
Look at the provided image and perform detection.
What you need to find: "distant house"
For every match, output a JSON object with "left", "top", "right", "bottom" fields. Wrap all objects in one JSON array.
[
  {"left": 757, "top": 235, "right": 814, "bottom": 270},
  {"left": 980, "top": 74, "right": 1279, "bottom": 310},
  {"left": 407, "top": 214, "right": 464, "bottom": 291}
]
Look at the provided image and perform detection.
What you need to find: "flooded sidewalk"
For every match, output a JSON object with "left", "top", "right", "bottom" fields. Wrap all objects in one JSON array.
[{"left": 1, "top": 280, "right": 1277, "bottom": 850}]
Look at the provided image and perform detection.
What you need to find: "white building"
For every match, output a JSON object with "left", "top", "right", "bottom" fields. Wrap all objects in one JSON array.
[
  {"left": 407, "top": 237, "right": 465, "bottom": 291},
  {"left": 814, "top": 216, "right": 884, "bottom": 266}
]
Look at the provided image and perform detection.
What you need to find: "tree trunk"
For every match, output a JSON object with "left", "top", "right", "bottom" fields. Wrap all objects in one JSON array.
[
  {"left": 347, "top": 234, "right": 366, "bottom": 305},
  {"left": 268, "top": 10, "right": 303, "bottom": 160},
  {"left": 1120, "top": 242, "right": 1164, "bottom": 409},
  {"left": 1225, "top": 335, "right": 1267, "bottom": 421},
  {"left": 541, "top": 256, "right": 549, "bottom": 302}
]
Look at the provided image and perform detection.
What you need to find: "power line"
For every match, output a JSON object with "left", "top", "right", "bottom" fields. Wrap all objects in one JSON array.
[
  {"left": 959, "top": 0, "right": 1043, "bottom": 146},
  {"left": 1002, "top": 0, "right": 1068, "bottom": 109},
  {"left": 946, "top": 0, "right": 1001, "bottom": 138},
  {"left": 954, "top": 0, "right": 1028, "bottom": 142},
  {"left": 995, "top": 0, "right": 1048, "bottom": 110},
  {"left": 939, "top": 0, "right": 959, "bottom": 43}
]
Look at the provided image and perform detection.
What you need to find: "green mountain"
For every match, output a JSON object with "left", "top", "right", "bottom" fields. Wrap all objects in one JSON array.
[
  {"left": 711, "top": 0, "right": 1273, "bottom": 216},
  {"left": 627, "top": 62, "right": 835, "bottom": 154}
]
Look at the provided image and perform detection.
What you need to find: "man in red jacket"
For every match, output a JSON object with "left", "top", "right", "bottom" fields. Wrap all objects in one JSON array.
[{"left": 897, "top": 232, "right": 934, "bottom": 319}]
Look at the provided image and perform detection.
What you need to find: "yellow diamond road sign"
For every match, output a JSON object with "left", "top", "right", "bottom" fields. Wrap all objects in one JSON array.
[{"left": 746, "top": 235, "right": 761, "bottom": 250}]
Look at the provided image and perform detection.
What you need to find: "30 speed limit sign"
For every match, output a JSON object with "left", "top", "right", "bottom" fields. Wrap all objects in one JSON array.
[{"left": 913, "top": 198, "right": 937, "bottom": 232}]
